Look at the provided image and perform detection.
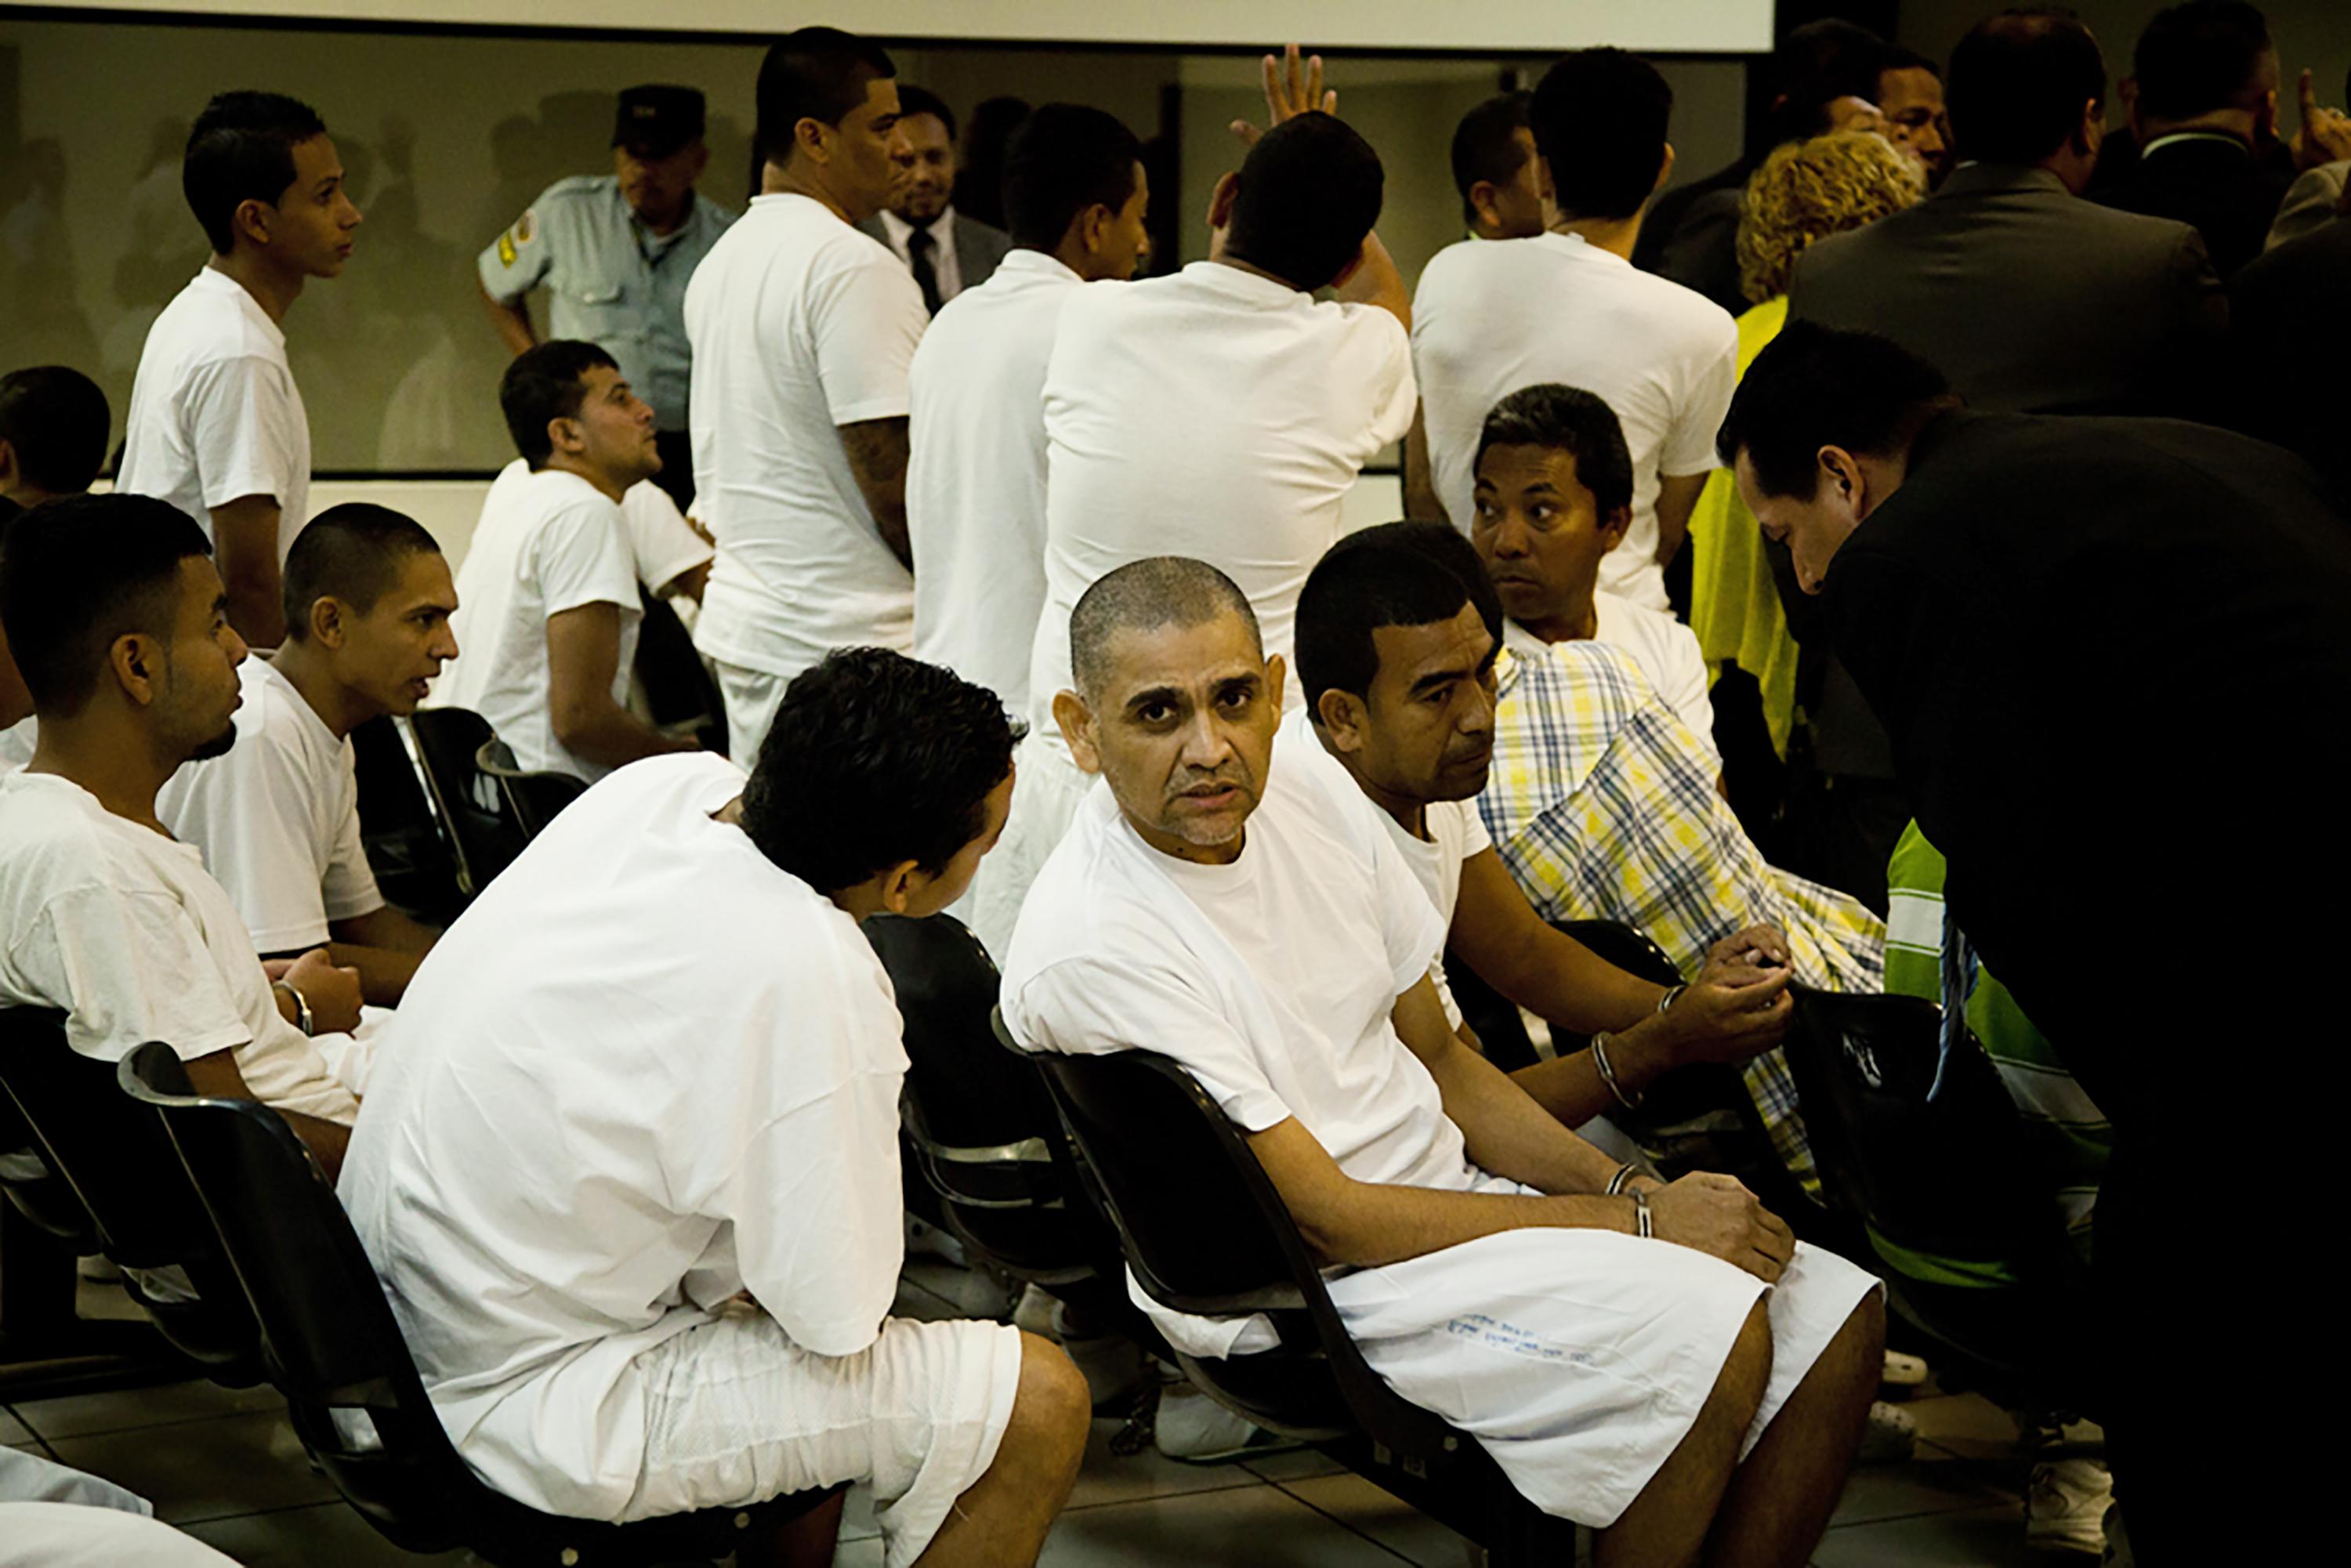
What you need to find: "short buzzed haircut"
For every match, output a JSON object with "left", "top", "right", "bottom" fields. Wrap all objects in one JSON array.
[
  {"left": 1069, "top": 557, "right": 1260, "bottom": 703},
  {"left": 0, "top": 494, "right": 212, "bottom": 715},
  {"left": 281, "top": 503, "right": 443, "bottom": 641},
  {"left": 1716, "top": 321, "right": 1959, "bottom": 499},
  {"left": 2132, "top": 2, "right": 2274, "bottom": 123},
  {"left": 757, "top": 26, "right": 895, "bottom": 168},
  {"left": 1531, "top": 49, "right": 1672, "bottom": 222},
  {"left": 1450, "top": 91, "right": 1533, "bottom": 226},
  {"left": 1002, "top": 103, "right": 1143, "bottom": 252},
  {"left": 0, "top": 368, "right": 111, "bottom": 497},
  {"left": 500, "top": 339, "right": 618, "bottom": 468},
  {"left": 1224, "top": 114, "right": 1385, "bottom": 292},
  {"left": 1297, "top": 522, "right": 1500, "bottom": 720},
  {"left": 1476, "top": 385, "right": 1637, "bottom": 519},
  {"left": 183, "top": 90, "right": 328, "bottom": 255},
  {"left": 1947, "top": 9, "right": 2107, "bottom": 165}
]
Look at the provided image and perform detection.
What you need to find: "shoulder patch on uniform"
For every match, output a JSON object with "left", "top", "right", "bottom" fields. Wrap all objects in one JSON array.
[
  {"left": 515, "top": 208, "right": 538, "bottom": 245},
  {"left": 497, "top": 231, "right": 517, "bottom": 267}
]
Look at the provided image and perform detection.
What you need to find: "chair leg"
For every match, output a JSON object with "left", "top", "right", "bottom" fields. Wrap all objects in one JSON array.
[{"left": 0, "top": 1204, "right": 193, "bottom": 1400}]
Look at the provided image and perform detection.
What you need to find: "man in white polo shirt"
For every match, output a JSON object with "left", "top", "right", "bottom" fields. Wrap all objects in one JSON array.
[
  {"left": 686, "top": 27, "right": 929, "bottom": 764},
  {"left": 160, "top": 504, "right": 455, "bottom": 1006},
  {"left": 342, "top": 649, "right": 1088, "bottom": 1566},
  {"left": 1413, "top": 49, "right": 1737, "bottom": 614},
  {"left": 970, "top": 48, "right": 1415, "bottom": 957},
  {"left": 118, "top": 92, "right": 361, "bottom": 648},
  {"left": 430, "top": 341, "right": 695, "bottom": 783},
  {"left": 0, "top": 497, "right": 366, "bottom": 1172}
]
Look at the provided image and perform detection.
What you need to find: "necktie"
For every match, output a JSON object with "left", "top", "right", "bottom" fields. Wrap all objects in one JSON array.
[{"left": 906, "top": 226, "right": 943, "bottom": 316}]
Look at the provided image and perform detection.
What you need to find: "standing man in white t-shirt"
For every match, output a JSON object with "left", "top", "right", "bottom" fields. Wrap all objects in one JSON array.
[
  {"left": 907, "top": 103, "right": 1151, "bottom": 715},
  {"left": 0, "top": 496, "right": 371, "bottom": 1172},
  {"left": 430, "top": 341, "right": 696, "bottom": 783},
  {"left": 342, "top": 649, "right": 1088, "bottom": 1567},
  {"left": 971, "top": 46, "right": 1416, "bottom": 957},
  {"left": 685, "top": 26, "right": 930, "bottom": 765},
  {"left": 118, "top": 92, "right": 361, "bottom": 649},
  {"left": 1469, "top": 384, "right": 1722, "bottom": 776},
  {"left": 160, "top": 504, "right": 455, "bottom": 1005},
  {"left": 1413, "top": 49, "right": 1737, "bottom": 614}
]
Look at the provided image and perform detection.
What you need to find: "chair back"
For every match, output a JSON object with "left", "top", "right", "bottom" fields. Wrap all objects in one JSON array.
[
  {"left": 404, "top": 708, "right": 524, "bottom": 896},
  {"left": 473, "top": 737, "right": 588, "bottom": 842},
  {"left": 0, "top": 1009, "right": 259, "bottom": 1369},
  {"left": 633, "top": 589, "right": 727, "bottom": 755},
  {"left": 349, "top": 714, "right": 464, "bottom": 925}
]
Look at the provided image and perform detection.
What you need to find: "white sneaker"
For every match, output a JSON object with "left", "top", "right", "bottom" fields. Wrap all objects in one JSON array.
[
  {"left": 1880, "top": 1349, "right": 1929, "bottom": 1388},
  {"left": 1055, "top": 1306, "right": 1144, "bottom": 1410},
  {"left": 1153, "top": 1388, "right": 1284, "bottom": 1464},
  {"left": 1012, "top": 1282, "right": 1060, "bottom": 1340},
  {"left": 903, "top": 1215, "right": 968, "bottom": 1268},
  {"left": 2025, "top": 1457, "right": 2113, "bottom": 1556},
  {"left": 1855, "top": 1400, "right": 1918, "bottom": 1463}
]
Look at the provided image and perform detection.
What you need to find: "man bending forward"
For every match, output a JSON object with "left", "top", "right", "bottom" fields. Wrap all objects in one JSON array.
[{"left": 1002, "top": 558, "right": 1880, "bottom": 1564}]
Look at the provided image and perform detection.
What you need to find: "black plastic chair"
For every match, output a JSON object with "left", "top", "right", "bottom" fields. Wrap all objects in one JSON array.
[
  {"left": 633, "top": 588, "right": 727, "bottom": 756},
  {"left": 0, "top": 1009, "right": 263, "bottom": 1382},
  {"left": 404, "top": 708, "right": 526, "bottom": 898},
  {"left": 116, "top": 1042, "right": 842, "bottom": 1566},
  {"left": 1018, "top": 1030, "right": 1582, "bottom": 1564},
  {"left": 474, "top": 737, "right": 589, "bottom": 842},
  {"left": 350, "top": 713, "right": 465, "bottom": 926}
]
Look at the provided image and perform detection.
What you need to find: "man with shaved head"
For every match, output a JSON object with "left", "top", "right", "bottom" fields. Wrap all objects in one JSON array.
[{"left": 1002, "top": 556, "right": 1882, "bottom": 1561}]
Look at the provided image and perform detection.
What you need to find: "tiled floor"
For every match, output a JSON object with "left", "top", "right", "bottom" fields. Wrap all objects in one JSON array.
[{"left": 4, "top": 1268, "right": 2084, "bottom": 1566}]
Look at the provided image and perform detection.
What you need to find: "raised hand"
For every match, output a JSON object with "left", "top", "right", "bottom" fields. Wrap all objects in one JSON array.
[
  {"left": 2291, "top": 67, "right": 2351, "bottom": 172},
  {"left": 1230, "top": 42, "right": 1339, "bottom": 148}
]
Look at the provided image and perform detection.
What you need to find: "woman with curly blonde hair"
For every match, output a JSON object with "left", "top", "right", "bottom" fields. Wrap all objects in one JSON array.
[{"left": 1690, "top": 131, "right": 1923, "bottom": 770}]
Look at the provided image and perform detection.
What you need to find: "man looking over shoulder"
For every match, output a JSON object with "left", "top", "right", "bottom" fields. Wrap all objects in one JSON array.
[
  {"left": 429, "top": 340, "right": 695, "bottom": 782},
  {"left": 0, "top": 496, "right": 369, "bottom": 1173},
  {"left": 1003, "top": 557, "right": 1881, "bottom": 1563},
  {"left": 160, "top": 505, "right": 456, "bottom": 1005},
  {"left": 118, "top": 92, "right": 361, "bottom": 648},
  {"left": 343, "top": 649, "right": 1088, "bottom": 1568}
]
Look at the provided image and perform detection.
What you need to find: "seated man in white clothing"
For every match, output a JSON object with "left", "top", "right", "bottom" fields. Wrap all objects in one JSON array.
[
  {"left": 341, "top": 647, "right": 1087, "bottom": 1566},
  {"left": 159, "top": 503, "right": 454, "bottom": 1006},
  {"left": 1003, "top": 558, "right": 1881, "bottom": 1565},
  {"left": 1473, "top": 384, "right": 1721, "bottom": 777},
  {"left": 480, "top": 455, "right": 714, "bottom": 605},
  {"left": 0, "top": 365, "right": 112, "bottom": 775},
  {"left": 0, "top": 496, "right": 371, "bottom": 1176},
  {"left": 429, "top": 340, "right": 696, "bottom": 781}
]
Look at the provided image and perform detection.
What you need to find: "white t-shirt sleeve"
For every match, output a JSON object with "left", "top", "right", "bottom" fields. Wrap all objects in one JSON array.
[
  {"left": 1660, "top": 620, "right": 1721, "bottom": 771},
  {"left": 809, "top": 244, "right": 928, "bottom": 427},
  {"left": 1009, "top": 957, "right": 1295, "bottom": 1135},
  {"left": 1348, "top": 306, "right": 1419, "bottom": 451},
  {"left": 1660, "top": 323, "right": 1739, "bottom": 478},
  {"left": 1367, "top": 822, "right": 1451, "bottom": 1000},
  {"left": 320, "top": 759, "right": 383, "bottom": 925},
  {"left": 180, "top": 355, "right": 306, "bottom": 513},
  {"left": 21, "top": 886, "right": 253, "bottom": 1065},
  {"left": 531, "top": 498, "right": 640, "bottom": 619},
  {"left": 620, "top": 481, "right": 713, "bottom": 596}
]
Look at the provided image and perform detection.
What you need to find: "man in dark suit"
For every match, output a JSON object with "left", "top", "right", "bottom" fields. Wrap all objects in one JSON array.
[
  {"left": 2233, "top": 191, "right": 2351, "bottom": 485},
  {"left": 856, "top": 85, "right": 1011, "bottom": 313},
  {"left": 1719, "top": 320, "right": 2349, "bottom": 1566},
  {"left": 1790, "top": 9, "right": 2226, "bottom": 419},
  {"left": 2096, "top": 2, "right": 2292, "bottom": 279}
]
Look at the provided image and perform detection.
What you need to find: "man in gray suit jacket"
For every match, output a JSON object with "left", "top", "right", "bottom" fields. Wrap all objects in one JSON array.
[
  {"left": 1789, "top": 9, "right": 2226, "bottom": 420},
  {"left": 857, "top": 85, "right": 1012, "bottom": 313}
]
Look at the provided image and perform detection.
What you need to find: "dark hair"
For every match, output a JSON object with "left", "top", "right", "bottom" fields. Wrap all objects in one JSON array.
[
  {"left": 1715, "top": 321, "right": 1959, "bottom": 498},
  {"left": 0, "top": 368, "right": 110, "bottom": 497},
  {"left": 1070, "top": 557, "right": 1259, "bottom": 702},
  {"left": 183, "top": 90, "right": 327, "bottom": 255},
  {"left": 1002, "top": 103, "right": 1144, "bottom": 252},
  {"left": 1297, "top": 523, "right": 1499, "bottom": 719},
  {"left": 893, "top": 85, "right": 957, "bottom": 143},
  {"left": 739, "top": 646, "right": 1020, "bottom": 893},
  {"left": 500, "top": 340, "right": 618, "bottom": 468},
  {"left": 2132, "top": 2, "right": 2273, "bottom": 123},
  {"left": 1947, "top": 9, "right": 2107, "bottom": 165},
  {"left": 757, "top": 26, "right": 895, "bottom": 169},
  {"left": 281, "top": 503, "right": 442, "bottom": 641},
  {"left": 1450, "top": 91, "right": 1534, "bottom": 225},
  {"left": 1474, "top": 385, "right": 1636, "bottom": 520},
  {"left": 1875, "top": 43, "right": 1941, "bottom": 86},
  {"left": 1224, "top": 113, "right": 1385, "bottom": 292},
  {"left": 1770, "top": 20, "right": 1891, "bottom": 143},
  {"left": 1531, "top": 49, "right": 1673, "bottom": 222},
  {"left": 0, "top": 494, "right": 212, "bottom": 715}
]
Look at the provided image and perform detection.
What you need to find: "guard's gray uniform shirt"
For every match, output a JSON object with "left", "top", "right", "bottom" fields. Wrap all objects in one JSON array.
[{"left": 479, "top": 175, "right": 735, "bottom": 433}]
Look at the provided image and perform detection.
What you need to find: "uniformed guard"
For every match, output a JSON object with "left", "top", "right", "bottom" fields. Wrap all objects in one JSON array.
[{"left": 478, "top": 85, "right": 734, "bottom": 510}]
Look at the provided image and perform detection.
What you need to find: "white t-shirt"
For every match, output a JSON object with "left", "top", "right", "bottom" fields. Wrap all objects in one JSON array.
[
  {"left": 339, "top": 753, "right": 909, "bottom": 1519},
  {"left": 0, "top": 771, "right": 359, "bottom": 1124},
  {"left": 1412, "top": 233, "right": 1737, "bottom": 612},
  {"left": 906, "top": 249, "right": 1084, "bottom": 715},
  {"left": 685, "top": 194, "right": 929, "bottom": 682},
  {"left": 0, "top": 718, "right": 32, "bottom": 776},
  {"left": 116, "top": 269, "right": 311, "bottom": 555},
  {"left": 1003, "top": 727, "right": 1462, "bottom": 1198},
  {"left": 1029, "top": 262, "right": 1416, "bottom": 751},
  {"left": 429, "top": 466, "right": 641, "bottom": 782},
  {"left": 156, "top": 657, "right": 383, "bottom": 952},
  {"left": 487, "top": 459, "right": 711, "bottom": 599},
  {"left": 1505, "top": 607, "right": 1720, "bottom": 771}
]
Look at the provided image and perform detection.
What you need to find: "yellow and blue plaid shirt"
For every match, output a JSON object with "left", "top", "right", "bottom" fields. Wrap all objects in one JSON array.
[{"left": 1478, "top": 640, "right": 1887, "bottom": 1188}]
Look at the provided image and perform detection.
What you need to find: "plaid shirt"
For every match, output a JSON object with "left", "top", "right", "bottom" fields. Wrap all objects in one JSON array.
[{"left": 1478, "top": 641, "right": 1887, "bottom": 1189}]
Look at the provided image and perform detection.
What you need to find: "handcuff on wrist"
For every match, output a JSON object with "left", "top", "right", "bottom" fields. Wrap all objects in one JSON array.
[
  {"left": 271, "top": 979, "right": 314, "bottom": 1037},
  {"left": 1591, "top": 1030, "right": 1643, "bottom": 1110}
]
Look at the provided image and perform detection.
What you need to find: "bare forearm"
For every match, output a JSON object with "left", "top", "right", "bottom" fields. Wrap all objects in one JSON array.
[
  {"left": 282, "top": 1111, "right": 350, "bottom": 1181},
  {"left": 1431, "top": 1040, "right": 1621, "bottom": 1196},
  {"left": 480, "top": 287, "right": 537, "bottom": 357},
  {"left": 1308, "top": 1178, "right": 1634, "bottom": 1269},
  {"left": 839, "top": 418, "right": 913, "bottom": 570},
  {"left": 1334, "top": 231, "right": 1410, "bottom": 330},
  {"left": 1509, "top": 1019, "right": 1679, "bottom": 1129},
  {"left": 1403, "top": 409, "right": 1444, "bottom": 522},
  {"left": 1450, "top": 853, "right": 1667, "bottom": 1031},
  {"left": 1654, "top": 473, "right": 1708, "bottom": 567},
  {"left": 554, "top": 699, "right": 696, "bottom": 771},
  {"left": 183, "top": 1048, "right": 349, "bottom": 1179},
  {"left": 211, "top": 498, "right": 288, "bottom": 648},
  {"left": 322, "top": 943, "right": 422, "bottom": 1007}
]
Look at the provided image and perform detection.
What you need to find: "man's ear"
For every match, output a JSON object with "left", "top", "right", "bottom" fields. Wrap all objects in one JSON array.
[
  {"left": 308, "top": 595, "right": 348, "bottom": 650},
  {"left": 1316, "top": 686, "right": 1370, "bottom": 755},
  {"left": 1597, "top": 505, "right": 1633, "bottom": 550},
  {"left": 1652, "top": 142, "right": 1676, "bottom": 195},
  {"left": 1206, "top": 170, "right": 1240, "bottom": 233},
  {"left": 0, "top": 437, "right": 17, "bottom": 489},
  {"left": 1467, "top": 179, "right": 1500, "bottom": 230},
  {"left": 1262, "top": 652, "right": 1288, "bottom": 714},
  {"left": 547, "top": 415, "right": 585, "bottom": 460},
  {"left": 1052, "top": 688, "right": 1100, "bottom": 776},
  {"left": 875, "top": 857, "right": 922, "bottom": 915},
  {"left": 108, "top": 631, "right": 163, "bottom": 708},
  {"left": 2073, "top": 98, "right": 2103, "bottom": 158},
  {"left": 1817, "top": 445, "right": 1864, "bottom": 509},
  {"left": 1077, "top": 201, "right": 1110, "bottom": 255},
  {"left": 793, "top": 115, "right": 830, "bottom": 168}
]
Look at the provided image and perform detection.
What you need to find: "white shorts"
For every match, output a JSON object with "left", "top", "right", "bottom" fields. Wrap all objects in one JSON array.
[
  {"left": 711, "top": 661, "right": 793, "bottom": 772},
  {"left": 621, "top": 1307, "right": 1023, "bottom": 1568},
  {"left": 969, "top": 741, "right": 1092, "bottom": 961}
]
